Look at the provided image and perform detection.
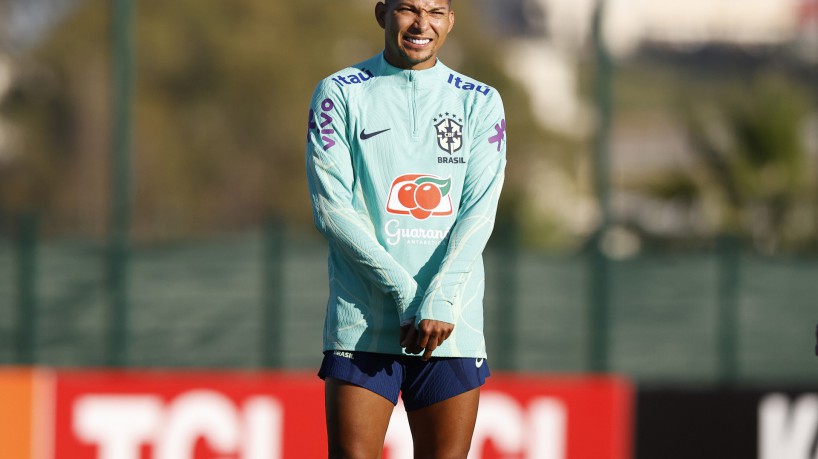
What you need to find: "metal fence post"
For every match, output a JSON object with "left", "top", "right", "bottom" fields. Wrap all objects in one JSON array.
[
  {"left": 494, "top": 219, "right": 519, "bottom": 371},
  {"left": 106, "top": 0, "right": 135, "bottom": 367},
  {"left": 588, "top": 237, "right": 611, "bottom": 373},
  {"left": 589, "top": 0, "right": 614, "bottom": 373},
  {"left": 717, "top": 235, "right": 740, "bottom": 384},
  {"left": 261, "top": 217, "right": 285, "bottom": 368},
  {"left": 14, "top": 213, "right": 39, "bottom": 364}
]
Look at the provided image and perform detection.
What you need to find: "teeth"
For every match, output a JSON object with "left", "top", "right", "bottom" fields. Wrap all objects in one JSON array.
[{"left": 407, "top": 37, "right": 431, "bottom": 45}]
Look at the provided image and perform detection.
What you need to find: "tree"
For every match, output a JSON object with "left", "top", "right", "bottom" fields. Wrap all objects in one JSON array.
[{"left": 655, "top": 72, "right": 815, "bottom": 252}]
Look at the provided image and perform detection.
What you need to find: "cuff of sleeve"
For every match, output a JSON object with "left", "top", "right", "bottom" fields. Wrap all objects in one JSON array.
[
  {"left": 397, "top": 282, "right": 421, "bottom": 324},
  {"left": 416, "top": 297, "right": 455, "bottom": 326}
]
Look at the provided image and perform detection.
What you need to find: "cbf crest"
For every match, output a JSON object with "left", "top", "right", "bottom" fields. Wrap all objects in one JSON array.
[{"left": 434, "top": 113, "right": 463, "bottom": 155}]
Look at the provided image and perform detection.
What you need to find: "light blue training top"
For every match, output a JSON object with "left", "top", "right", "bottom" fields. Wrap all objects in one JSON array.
[{"left": 305, "top": 52, "right": 507, "bottom": 358}]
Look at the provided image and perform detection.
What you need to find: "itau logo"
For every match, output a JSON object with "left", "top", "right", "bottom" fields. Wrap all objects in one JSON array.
[{"left": 386, "top": 174, "right": 453, "bottom": 220}]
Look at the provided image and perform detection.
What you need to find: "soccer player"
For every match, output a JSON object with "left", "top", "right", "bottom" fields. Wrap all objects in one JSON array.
[{"left": 305, "top": 0, "right": 507, "bottom": 457}]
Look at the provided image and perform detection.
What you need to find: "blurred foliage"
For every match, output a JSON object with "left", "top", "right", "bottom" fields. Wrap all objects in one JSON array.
[
  {"left": 632, "top": 70, "right": 816, "bottom": 253},
  {"left": 9, "top": 1, "right": 811, "bottom": 252},
  {"left": 0, "top": 0, "right": 577, "bottom": 243},
  {"left": 691, "top": 73, "right": 814, "bottom": 253}
]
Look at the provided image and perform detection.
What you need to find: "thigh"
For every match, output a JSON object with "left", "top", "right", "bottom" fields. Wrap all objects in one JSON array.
[
  {"left": 406, "top": 387, "right": 480, "bottom": 459},
  {"left": 325, "top": 377, "right": 395, "bottom": 459}
]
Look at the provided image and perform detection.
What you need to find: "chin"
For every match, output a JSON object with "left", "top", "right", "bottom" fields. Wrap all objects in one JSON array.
[{"left": 401, "top": 51, "right": 433, "bottom": 66}]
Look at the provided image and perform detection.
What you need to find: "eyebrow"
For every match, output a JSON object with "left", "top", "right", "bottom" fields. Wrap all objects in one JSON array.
[{"left": 393, "top": 2, "right": 450, "bottom": 12}]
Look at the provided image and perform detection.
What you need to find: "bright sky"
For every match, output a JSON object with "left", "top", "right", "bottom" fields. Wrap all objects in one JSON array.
[
  {"left": 605, "top": 0, "right": 801, "bottom": 54},
  {"left": 534, "top": 0, "right": 803, "bottom": 55},
  {"left": 2, "top": 0, "right": 77, "bottom": 51}
]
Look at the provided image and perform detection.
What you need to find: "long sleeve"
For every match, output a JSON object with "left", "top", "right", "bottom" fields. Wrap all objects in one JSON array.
[
  {"left": 306, "top": 81, "right": 420, "bottom": 323},
  {"left": 416, "top": 92, "right": 507, "bottom": 326}
]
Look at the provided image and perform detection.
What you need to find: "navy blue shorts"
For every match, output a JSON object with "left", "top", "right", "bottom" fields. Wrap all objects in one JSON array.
[{"left": 318, "top": 351, "right": 490, "bottom": 411}]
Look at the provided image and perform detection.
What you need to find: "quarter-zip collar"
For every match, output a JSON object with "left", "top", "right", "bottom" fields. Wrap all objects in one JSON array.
[
  {"left": 375, "top": 51, "right": 449, "bottom": 82},
  {"left": 375, "top": 52, "right": 449, "bottom": 138}
]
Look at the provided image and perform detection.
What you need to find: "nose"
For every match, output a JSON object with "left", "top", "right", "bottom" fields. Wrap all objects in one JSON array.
[{"left": 412, "top": 10, "right": 430, "bottom": 31}]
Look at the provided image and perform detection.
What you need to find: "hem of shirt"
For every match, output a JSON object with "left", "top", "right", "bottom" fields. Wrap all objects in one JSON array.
[{"left": 322, "top": 345, "right": 488, "bottom": 359}]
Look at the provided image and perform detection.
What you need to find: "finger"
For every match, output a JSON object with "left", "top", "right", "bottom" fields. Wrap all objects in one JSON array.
[
  {"left": 416, "top": 331, "right": 431, "bottom": 351},
  {"left": 422, "top": 340, "right": 438, "bottom": 361},
  {"left": 400, "top": 317, "right": 416, "bottom": 346},
  {"left": 401, "top": 327, "right": 417, "bottom": 348},
  {"left": 405, "top": 332, "right": 423, "bottom": 354}
]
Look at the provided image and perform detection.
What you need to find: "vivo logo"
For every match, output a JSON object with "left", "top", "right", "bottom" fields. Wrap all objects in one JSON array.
[{"left": 308, "top": 98, "right": 337, "bottom": 150}]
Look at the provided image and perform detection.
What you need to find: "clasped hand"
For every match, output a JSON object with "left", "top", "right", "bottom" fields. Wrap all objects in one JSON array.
[{"left": 400, "top": 318, "right": 454, "bottom": 361}]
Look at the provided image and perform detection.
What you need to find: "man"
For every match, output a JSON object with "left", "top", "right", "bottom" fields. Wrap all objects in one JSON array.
[{"left": 305, "top": 0, "right": 506, "bottom": 456}]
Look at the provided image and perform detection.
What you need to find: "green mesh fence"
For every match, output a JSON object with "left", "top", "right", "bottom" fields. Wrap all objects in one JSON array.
[{"left": 1, "top": 228, "right": 816, "bottom": 386}]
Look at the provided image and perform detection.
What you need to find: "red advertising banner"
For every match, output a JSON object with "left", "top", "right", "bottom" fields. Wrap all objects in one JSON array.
[
  {"left": 0, "top": 369, "right": 633, "bottom": 459},
  {"left": 472, "top": 375, "right": 633, "bottom": 459},
  {"left": 53, "top": 371, "right": 325, "bottom": 459}
]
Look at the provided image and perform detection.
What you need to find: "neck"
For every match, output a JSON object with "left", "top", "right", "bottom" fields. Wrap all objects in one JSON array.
[{"left": 383, "top": 52, "right": 438, "bottom": 71}]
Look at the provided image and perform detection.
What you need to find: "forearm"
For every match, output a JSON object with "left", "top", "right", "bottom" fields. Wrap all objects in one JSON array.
[
  {"left": 416, "top": 169, "right": 504, "bottom": 325},
  {"left": 308, "top": 152, "right": 420, "bottom": 321},
  {"left": 417, "top": 97, "right": 507, "bottom": 326}
]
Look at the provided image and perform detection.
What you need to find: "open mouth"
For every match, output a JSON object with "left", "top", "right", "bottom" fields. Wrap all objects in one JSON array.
[{"left": 404, "top": 36, "right": 432, "bottom": 47}]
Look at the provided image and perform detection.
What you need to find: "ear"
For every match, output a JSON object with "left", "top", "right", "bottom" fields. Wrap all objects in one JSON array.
[
  {"left": 448, "top": 10, "right": 455, "bottom": 33},
  {"left": 375, "top": 2, "right": 387, "bottom": 30}
]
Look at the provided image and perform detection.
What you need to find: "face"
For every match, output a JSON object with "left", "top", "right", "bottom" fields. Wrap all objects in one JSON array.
[{"left": 376, "top": 0, "right": 455, "bottom": 70}]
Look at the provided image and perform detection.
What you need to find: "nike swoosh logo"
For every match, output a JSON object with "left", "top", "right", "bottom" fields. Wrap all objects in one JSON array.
[
  {"left": 475, "top": 358, "right": 484, "bottom": 368},
  {"left": 360, "top": 128, "right": 391, "bottom": 140}
]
